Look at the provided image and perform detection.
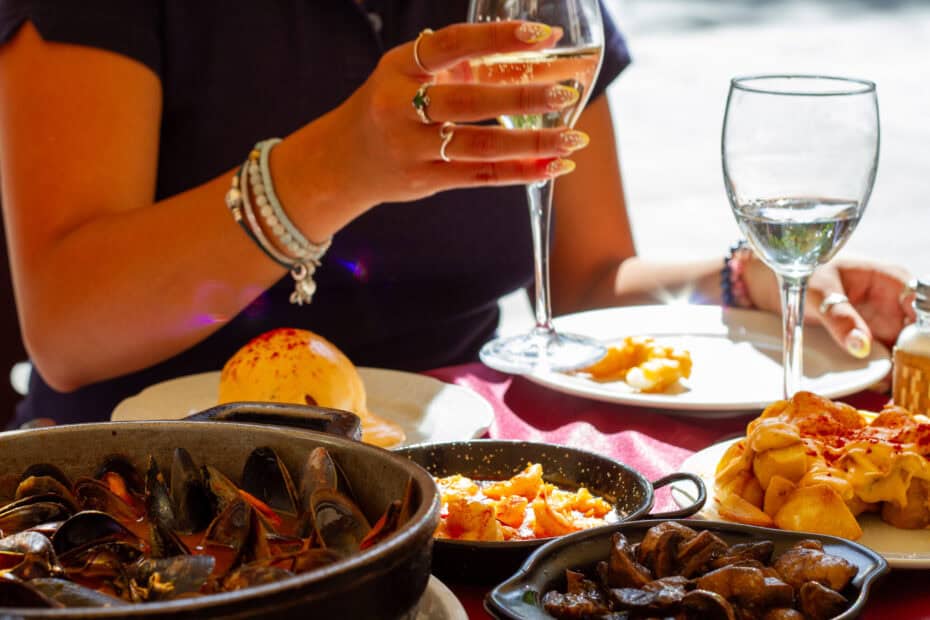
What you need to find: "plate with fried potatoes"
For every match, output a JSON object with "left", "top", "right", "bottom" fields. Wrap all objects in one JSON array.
[
  {"left": 528, "top": 305, "right": 891, "bottom": 415},
  {"left": 672, "top": 438, "right": 930, "bottom": 568}
]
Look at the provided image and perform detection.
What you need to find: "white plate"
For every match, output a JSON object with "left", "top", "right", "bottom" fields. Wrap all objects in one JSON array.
[
  {"left": 672, "top": 438, "right": 930, "bottom": 569},
  {"left": 403, "top": 575, "right": 468, "bottom": 620},
  {"left": 110, "top": 368, "right": 494, "bottom": 448},
  {"left": 527, "top": 305, "right": 891, "bottom": 415}
]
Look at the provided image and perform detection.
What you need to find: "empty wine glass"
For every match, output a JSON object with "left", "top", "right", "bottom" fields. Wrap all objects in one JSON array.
[
  {"left": 722, "top": 75, "right": 880, "bottom": 397},
  {"left": 469, "top": 0, "right": 607, "bottom": 374}
]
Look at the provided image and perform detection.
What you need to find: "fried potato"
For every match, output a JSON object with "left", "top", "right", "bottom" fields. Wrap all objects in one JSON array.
[
  {"left": 763, "top": 475, "right": 796, "bottom": 517},
  {"left": 774, "top": 485, "right": 863, "bottom": 540},
  {"left": 752, "top": 444, "right": 808, "bottom": 489},
  {"left": 718, "top": 491, "right": 774, "bottom": 528}
]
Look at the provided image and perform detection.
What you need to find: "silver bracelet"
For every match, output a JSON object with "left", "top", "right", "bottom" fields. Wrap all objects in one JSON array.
[
  {"left": 225, "top": 144, "right": 331, "bottom": 306},
  {"left": 253, "top": 139, "right": 331, "bottom": 262}
]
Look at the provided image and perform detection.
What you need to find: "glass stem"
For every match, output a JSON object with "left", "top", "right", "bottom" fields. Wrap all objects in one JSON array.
[
  {"left": 527, "top": 179, "right": 555, "bottom": 334},
  {"left": 778, "top": 274, "right": 808, "bottom": 398}
]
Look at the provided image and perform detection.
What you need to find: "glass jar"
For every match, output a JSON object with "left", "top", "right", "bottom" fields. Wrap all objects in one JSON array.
[{"left": 892, "top": 278, "right": 930, "bottom": 413}]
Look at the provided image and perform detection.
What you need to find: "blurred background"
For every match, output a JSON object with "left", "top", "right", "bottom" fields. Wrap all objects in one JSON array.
[{"left": 604, "top": 0, "right": 930, "bottom": 268}]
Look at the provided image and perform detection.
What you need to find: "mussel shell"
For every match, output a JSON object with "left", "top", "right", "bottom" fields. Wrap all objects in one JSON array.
[
  {"left": 51, "top": 511, "right": 144, "bottom": 558},
  {"left": 21, "top": 464, "right": 72, "bottom": 491},
  {"left": 241, "top": 447, "right": 299, "bottom": 517},
  {"left": 299, "top": 447, "right": 339, "bottom": 514},
  {"left": 0, "top": 531, "right": 60, "bottom": 580},
  {"left": 0, "top": 573, "right": 61, "bottom": 608},
  {"left": 221, "top": 564, "right": 294, "bottom": 592},
  {"left": 74, "top": 478, "right": 143, "bottom": 522},
  {"left": 0, "top": 495, "right": 74, "bottom": 535},
  {"left": 94, "top": 454, "right": 145, "bottom": 496},
  {"left": 310, "top": 488, "right": 371, "bottom": 554},
  {"left": 29, "top": 577, "right": 128, "bottom": 608},
  {"left": 15, "top": 476, "right": 79, "bottom": 513},
  {"left": 145, "top": 456, "right": 178, "bottom": 532},
  {"left": 131, "top": 555, "right": 215, "bottom": 602},
  {"left": 202, "top": 465, "right": 240, "bottom": 515},
  {"left": 171, "top": 448, "right": 213, "bottom": 535},
  {"left": 202, "top": 498, "right": 251, "bottom": 555}
]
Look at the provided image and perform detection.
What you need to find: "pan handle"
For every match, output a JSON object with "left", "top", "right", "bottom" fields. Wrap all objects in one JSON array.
[
  {"left": 645, "top": 472, "right": 707, "bottom": 519},
  {"left": 184, "top": 402, "right": 362, "bottom": 441}
]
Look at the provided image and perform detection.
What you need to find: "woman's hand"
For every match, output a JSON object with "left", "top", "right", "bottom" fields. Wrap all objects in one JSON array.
[
  {"left": 744, "top": 254, "right": 916, "bottom": 357},
  {"left": 311, "top": 21, "right": 590, "bottom": 214}
]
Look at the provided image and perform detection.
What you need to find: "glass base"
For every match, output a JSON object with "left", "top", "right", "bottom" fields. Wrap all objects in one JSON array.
[{"left": 479, "top": 329, "right": 606, "bottom": 375}]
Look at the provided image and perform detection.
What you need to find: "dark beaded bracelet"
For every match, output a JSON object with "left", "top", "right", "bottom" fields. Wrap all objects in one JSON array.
[{"left": 721, "top": 240, "right": 754, "bottom": 308}]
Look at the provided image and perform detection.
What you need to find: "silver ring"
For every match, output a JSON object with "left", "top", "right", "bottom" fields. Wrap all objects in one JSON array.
[
  {"left": 413, "top": 28, "right": 435, "bottom": 74},
  {"left": 819, "top": 292, "right": 850, "bottom": 315},
  {"left": 412, "top": 83, "right": 433, "bottom": 125},
  {"left": 439, "top": 122, "right": 455, "bottom": 162}
]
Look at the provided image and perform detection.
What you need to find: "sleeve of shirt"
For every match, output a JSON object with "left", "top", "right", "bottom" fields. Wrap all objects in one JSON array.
[
  {"left": 0, "top": 0, "right": 162, "bottom": 78},
  {"left": 589, "top": 2, "right": 632, "bottom": 102}
]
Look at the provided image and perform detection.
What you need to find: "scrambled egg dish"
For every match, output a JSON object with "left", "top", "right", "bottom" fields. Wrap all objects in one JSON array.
[{"left": 715, "top": 391, "right": 930, "bottom": 539}]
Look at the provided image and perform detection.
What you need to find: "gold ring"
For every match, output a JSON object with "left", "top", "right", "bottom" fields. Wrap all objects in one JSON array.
[
  {"left": 819, "top": 292, "right": 850, "bottom": 316},
  {"left": 439, "top": 122, "right": 455, "bottom": 162},
  {"left": 412, "top": 83, "right": 433, "bottom": 125},
  {"left": 413, "top": 28, "right": 435, "bottom": 74}
]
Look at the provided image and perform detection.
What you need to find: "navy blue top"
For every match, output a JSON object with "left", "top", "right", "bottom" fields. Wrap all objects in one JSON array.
[{"left": 0, "top": 0, "right": 630, "bottom": 427}]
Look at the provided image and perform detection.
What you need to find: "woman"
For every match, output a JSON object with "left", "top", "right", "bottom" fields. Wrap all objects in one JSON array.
[{"left": 0, "top": 1, "right": 912, "bottom": 428}]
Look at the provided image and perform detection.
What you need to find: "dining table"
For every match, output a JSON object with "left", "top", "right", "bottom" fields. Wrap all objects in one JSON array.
[{"left": 422, "top": 362, "right": 930, "bottom": 620}]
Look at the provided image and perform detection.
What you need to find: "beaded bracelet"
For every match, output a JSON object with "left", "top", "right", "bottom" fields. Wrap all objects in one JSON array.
[
  {"left": 721, "top": 240, "right": 755, "bottom": 308},
  {"left": 225, "top": 167, "right": 291, "bottom": 269},
  {"left": 225, "top": 140, "right": 332, "bottom": 306}
]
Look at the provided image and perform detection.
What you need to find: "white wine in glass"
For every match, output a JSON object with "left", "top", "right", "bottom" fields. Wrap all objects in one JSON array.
[
  {"left": 722, "top": 75, "right": 880, "bottom": 397},
  {"left": 469, "top": 0, "right": 607, "bottom": 374}
]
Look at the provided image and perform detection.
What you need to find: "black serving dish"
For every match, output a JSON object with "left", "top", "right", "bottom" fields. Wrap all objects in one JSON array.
[
  {"left": 0, "top": 403, "right": 439, "bottom": 619},
  {"left": 486, "top": 519, "right": 889, "bottom": 620},
  {"left": 395, "top": 440, "right": 705, "bottom": 584}
]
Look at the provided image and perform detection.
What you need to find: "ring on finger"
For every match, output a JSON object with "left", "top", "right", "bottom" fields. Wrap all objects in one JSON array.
[
  {"left": 899, "top": 277, "right": 918, "bottom": 307},
  {"left": 439, "top": 122, "right": 455, "bottom": 162},
  {"left": 819, "top": 292, "right": 850, "bottom": 316},
  {"left": 412, "top": 83, "right": 433, "bottom": 125},
  {"left": 413, "top": 28, "right": 435, "bottom": 74}
]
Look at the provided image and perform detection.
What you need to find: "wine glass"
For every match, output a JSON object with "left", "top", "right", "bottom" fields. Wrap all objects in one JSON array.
[
  {"left": 469, "top": 0, "right": 607, "bottom": 374},
  {"left": 722, "top": 75, "right": 880, "bottom": 397}
]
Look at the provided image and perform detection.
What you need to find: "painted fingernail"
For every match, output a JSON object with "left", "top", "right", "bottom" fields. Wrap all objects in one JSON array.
[
  {"left": 546, "top": 85, "right": 580, "bottom": 109},
  {"left": 515, "top": 22, "right": 553, "bottom": 44},
  {"left": 560, "top": 130, "right": 590, "bottom": 151},
  {"left": 845, "top": 328, "right": 871, "bottom": 359},
  {"left": 546, "top": 159, "right": 576, "bottom": 177}
]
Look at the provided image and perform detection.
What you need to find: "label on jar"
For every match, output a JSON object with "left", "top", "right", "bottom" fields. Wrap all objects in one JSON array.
[{"left": 892, "top": 348, "right": 930, "bottom": 414}]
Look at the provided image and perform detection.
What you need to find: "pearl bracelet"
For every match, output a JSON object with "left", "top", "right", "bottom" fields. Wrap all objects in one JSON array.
[{"left": 225, "top": 139, "right": 332, "bottom": 306}]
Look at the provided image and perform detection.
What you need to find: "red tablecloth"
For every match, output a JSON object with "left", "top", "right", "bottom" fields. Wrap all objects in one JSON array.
[{"left": 424, "top": 363, "right": 930, "bottom": 620}]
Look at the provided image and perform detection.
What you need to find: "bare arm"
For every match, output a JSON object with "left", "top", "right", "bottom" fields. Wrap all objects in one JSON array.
[
  {"left": 0, "top": 21, "right": 591, "bottom": 390},
  {"left": 551, "top": 95, "right": 722, "bottom": 315}
]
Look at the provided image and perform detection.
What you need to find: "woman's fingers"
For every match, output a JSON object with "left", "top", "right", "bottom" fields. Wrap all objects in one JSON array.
[
  {"left": 410, "top": 82, "right": 580, "bottom": 124},
  {"left": 403, "top": 21, "right": 561, "bottom": 76},
  {"left": 430, "top": 157, "right": 577, "bottom": 188},
  {"left": 419, "top": 125, "right": 589, "bottom": 161},
  {"left": 811, "top": 288, "right": 873, "bottom": 359}
]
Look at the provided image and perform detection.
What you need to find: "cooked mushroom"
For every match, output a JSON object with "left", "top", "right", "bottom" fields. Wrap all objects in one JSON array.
[
  {"left": 604, "top": 533, "right": 653, "bottom": 588},
  {"left": 541, "top": 590, "right": 612, "bottom": 618},
  {"left": 636, "top": 520, "right": 697, "bottom": 577},
  {"left": 709, "top": 540, "right": 775, "bottom": 569},
  {"left": 799, "top": 580, "right": 849, "bottom": 620},
  {"left": 676, "top": 529, "right": 728, "bottom": 577},
  {"left": 693, "top": 564, "right": 792, "bottom": 610},
  {"left": 773, "top": 544, "right": 857, "bottom": 591},
  {"left": 680, "top": 589, "right": 736, "bottom": 620}
]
